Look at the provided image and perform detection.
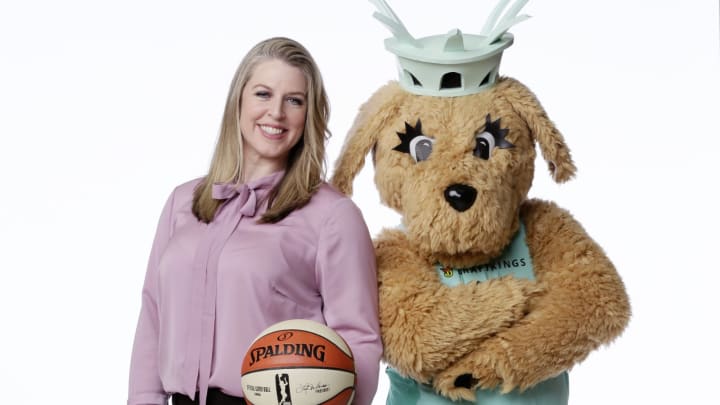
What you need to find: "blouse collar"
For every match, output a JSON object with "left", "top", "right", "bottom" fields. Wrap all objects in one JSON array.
[{"left": 210, "top": 171, "right": 284, "bottom": 217}]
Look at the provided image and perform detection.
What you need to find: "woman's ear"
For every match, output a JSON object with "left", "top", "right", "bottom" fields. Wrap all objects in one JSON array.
[
  {"left": 498, "top": 77, "right": 576, "bottom": 183},
  {"left": 331, "top": 82, "right": 405, "bottom": 195}
]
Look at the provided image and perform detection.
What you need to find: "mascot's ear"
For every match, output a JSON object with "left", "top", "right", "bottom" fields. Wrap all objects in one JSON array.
[
  {"left": 499, "top": 77, "right": 577, "bottom": 183},
  {"left": 331, "top": 82, "right": 405, "bottom": 195}
]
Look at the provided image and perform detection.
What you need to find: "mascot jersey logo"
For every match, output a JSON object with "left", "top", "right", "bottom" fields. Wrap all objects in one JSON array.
[{"left": 436, "top": 222, "right": 534, "bottom": 286}]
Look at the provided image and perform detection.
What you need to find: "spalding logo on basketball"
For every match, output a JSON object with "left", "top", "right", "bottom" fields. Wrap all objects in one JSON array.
[{"left": 241, "top": 319, "right": 356, "bottom": 405}]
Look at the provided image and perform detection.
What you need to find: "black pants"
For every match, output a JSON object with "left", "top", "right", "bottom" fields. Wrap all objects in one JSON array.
[{"left": 171, "top": 389, "right": 246, "bottom": 405}]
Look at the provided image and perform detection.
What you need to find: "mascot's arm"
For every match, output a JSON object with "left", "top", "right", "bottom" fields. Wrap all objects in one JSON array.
[
  {"left": 434, "top": 199, "right": 630, "bottom": 400},
  {"left": 376, "top": 228, "right": 540, "bottom": 384}
]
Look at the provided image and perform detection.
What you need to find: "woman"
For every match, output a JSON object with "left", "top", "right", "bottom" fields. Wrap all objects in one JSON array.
[{"left": 128, "top": 37, "right": 382, "bottom": 405}]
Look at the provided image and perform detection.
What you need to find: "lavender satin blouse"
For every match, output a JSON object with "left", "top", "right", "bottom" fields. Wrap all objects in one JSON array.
[{"left": 128, "top": 172, "right": 381, "bottom": 405}]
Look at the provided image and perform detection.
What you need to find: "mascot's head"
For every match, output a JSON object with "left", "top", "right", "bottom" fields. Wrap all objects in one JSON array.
[{"left": 333, "top": 0, "right": 576, "bottom": 266}]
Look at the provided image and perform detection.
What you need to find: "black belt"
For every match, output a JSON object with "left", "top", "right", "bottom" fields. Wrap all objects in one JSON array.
[{"left": 171, "top": 388, "right": 246, "bottom": 405}]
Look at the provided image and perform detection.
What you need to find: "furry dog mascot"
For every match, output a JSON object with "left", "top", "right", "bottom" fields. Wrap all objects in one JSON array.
[{"left": 331, "top": 1, "right": 630, "bottom": 404}]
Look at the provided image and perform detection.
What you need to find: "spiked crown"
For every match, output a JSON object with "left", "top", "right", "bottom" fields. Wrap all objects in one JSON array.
[{"left": 370, "top": 0, "right": 530, "bottom": 97}]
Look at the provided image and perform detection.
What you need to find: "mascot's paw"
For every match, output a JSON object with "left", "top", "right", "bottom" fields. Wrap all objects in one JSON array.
[
  {"left": 433, "top": 367, "right": 502, "bottom": 401},
  {"left": 433, "top": 344, "right": 509, "bottom": 400},
  {"left": 433, "top": 373, "right": 477, "bottom": 402},
  {"left": 433, "top": 367, "right": 498, "bottom": 402}
]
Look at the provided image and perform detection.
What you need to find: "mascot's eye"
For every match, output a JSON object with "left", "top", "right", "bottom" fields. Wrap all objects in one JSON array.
[
  {"left": 474, "top": 132, "right": 495, "bottom": 160},
  {"left": 473, "top": 114, "right": 514, "bottom": 160},
  {"left": 410, "top": 136, "right": 435, "bottom": 162},
  {"left": 393, "top": 119, "right": 435, "bottom": 162}
]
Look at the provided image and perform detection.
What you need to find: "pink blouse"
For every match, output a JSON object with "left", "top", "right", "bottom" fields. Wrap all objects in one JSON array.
[{"left": 128, "top": 172, "right": 381, "bottom": 405}]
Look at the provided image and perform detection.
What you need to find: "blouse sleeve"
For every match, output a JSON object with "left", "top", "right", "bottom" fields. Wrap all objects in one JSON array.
[
  {"left": 127, "top": 189, "right": 177, "bottom": 405},
  {"left": 316, "top": 198, "right": 382, "bottom": 405}
]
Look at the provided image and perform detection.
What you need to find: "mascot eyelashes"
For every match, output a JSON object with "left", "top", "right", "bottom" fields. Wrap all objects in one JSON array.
[{"left": 331, "top": 1, "right": 631, "bottom": 404}]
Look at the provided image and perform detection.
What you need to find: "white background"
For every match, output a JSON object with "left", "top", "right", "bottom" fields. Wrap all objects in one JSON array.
[{"left": 1, "top": 1, "right": 718, "bottom": 404}]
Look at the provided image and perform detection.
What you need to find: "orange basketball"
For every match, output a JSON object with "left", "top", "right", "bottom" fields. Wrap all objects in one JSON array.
[{"left": 241, "top": 319, "right": 356, "bottom": 405}]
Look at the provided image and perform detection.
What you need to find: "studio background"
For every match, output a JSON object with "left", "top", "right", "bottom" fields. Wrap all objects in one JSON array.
[{"left": 1, "top": 1, "right": 718, "bottom": 404}]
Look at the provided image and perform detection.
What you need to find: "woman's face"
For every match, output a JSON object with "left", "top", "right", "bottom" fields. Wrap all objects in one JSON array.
[{"left": 239, "top": 58, "right": 308, "bottom": 176}]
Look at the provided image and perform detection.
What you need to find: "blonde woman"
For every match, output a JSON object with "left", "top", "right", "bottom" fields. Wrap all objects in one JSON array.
[{"left": 128, "top": 37, "right": 381, "bottom": 405}]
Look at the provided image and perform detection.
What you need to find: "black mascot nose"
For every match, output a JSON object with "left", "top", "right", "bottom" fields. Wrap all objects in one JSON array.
[{"left": 443, "top": 184, "right": 477, "bottom": 212}]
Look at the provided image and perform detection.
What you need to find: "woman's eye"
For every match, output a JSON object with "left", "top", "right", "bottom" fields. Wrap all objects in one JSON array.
[
  {"left": 255, "top": 91, "right": 270, "bottom": 98},
  {"left": 410, "top": 136, "right": 435, "bottom": 162},
  {"left": 474, "top": 132, "right": 496, "bottom": 160},
  {"left": 287, "top": 97, "right": 304, "bottom": 106}
]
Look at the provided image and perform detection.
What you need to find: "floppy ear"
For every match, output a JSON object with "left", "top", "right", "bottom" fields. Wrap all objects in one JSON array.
[
  {"left": 331, "top": 82, "right": 405, "bottom": 195},
  {"left": 498, "top": 77, "right": 576, "bottom": 183}
]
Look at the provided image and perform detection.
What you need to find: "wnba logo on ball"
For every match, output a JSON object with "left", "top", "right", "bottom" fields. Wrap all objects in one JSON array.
[
  {"left": 275, "top": 373, "right": 292, "bottom": 404},
  {"left": 248, "top": 343, "right": 326, "bottom": 366}
]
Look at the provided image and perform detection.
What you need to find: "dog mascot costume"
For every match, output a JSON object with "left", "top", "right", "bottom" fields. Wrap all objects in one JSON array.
[{"left": 331, "top": 1, "right": 631, "bottom": 404}]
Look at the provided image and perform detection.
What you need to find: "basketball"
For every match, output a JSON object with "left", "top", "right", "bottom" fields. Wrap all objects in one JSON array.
[{"left": 240, "top": 319, "right": 356, "bottom": 405}]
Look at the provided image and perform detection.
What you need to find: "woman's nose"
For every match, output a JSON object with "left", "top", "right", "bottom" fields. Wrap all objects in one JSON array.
[{"left": 268, "top": 98, "right": 285, "bottom": 119}]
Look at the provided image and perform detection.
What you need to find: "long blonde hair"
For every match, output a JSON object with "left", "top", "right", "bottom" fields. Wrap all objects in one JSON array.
[{"left": 192, "top": 37, "right": 330, "bottom": 223}]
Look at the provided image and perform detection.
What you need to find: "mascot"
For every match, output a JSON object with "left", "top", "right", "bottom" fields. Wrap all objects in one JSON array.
[{"left": 331, "top": 1, "right": 631, "bottom": 404}]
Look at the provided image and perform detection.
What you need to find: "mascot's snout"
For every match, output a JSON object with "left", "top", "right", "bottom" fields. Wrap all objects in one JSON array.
[{"left": 444, "top": 184, "right": 477, "bottom": 212}]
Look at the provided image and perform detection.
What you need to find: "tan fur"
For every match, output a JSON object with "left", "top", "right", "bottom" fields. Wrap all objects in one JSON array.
[
  {"left": 375, "top": 229, "right": 544, "bottom": 383},
  {"left": 331, "top": 76, "right": 630, "bottom": 401}
]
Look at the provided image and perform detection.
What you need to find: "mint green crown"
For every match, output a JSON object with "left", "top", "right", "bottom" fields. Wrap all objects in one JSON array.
[{"left": 370, "top": 0, "right": 530, "bottom": 97}]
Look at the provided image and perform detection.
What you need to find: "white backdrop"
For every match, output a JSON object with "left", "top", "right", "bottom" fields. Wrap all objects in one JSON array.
[{"left": 1, "top": 1, "right": 719, "bottom": 404}]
